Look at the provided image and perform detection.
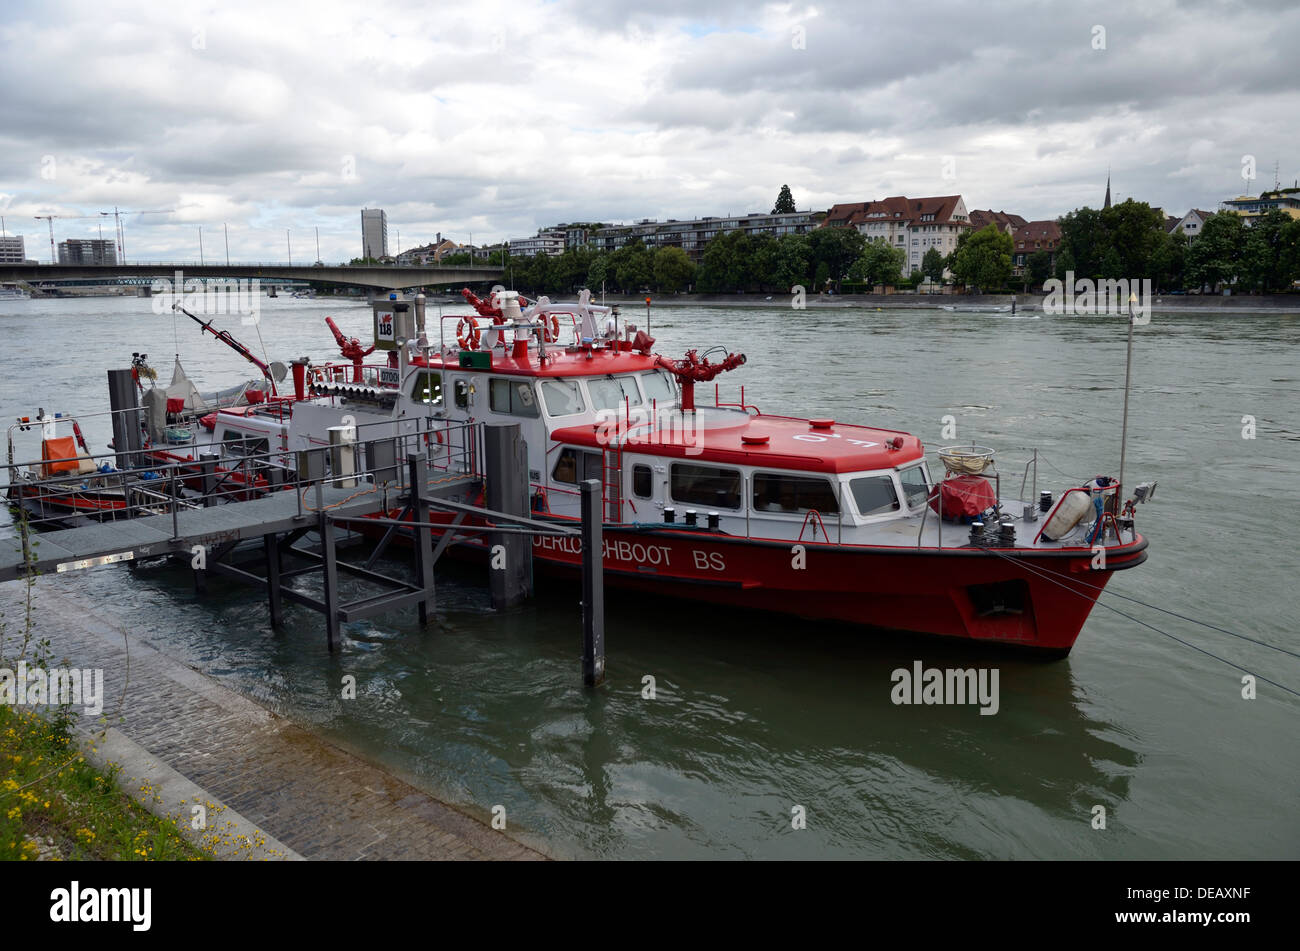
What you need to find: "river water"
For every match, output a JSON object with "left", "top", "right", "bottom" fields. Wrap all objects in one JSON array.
[{"left": 1, "top": 293, "right": 1296, "bottom": 859}]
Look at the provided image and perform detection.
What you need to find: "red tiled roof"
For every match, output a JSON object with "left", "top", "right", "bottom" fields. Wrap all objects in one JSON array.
[
  {"left": 1011, "top": 220, "right": 1061, "bottom": 249},
  {"left": 823, "top": 195, "right": 968, "bottom": 229},
  {"left": 969, "top": 209, "right": 1027, "bottom": 232}
]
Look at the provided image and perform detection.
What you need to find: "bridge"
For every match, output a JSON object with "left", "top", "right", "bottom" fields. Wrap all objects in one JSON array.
[{"left": 0, "top": 262, "right": 505, "bottom": 291}]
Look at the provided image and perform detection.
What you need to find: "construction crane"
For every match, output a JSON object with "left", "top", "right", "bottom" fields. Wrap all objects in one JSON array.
[
  {"left": 100, "top": 208, "right": 173, "bottom": 264},
  {"left": 32, "top": 213, "right": 107, "bottom": 264}
]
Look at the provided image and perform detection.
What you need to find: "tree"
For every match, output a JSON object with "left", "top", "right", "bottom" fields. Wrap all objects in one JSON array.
[
  {"left": 813, "top": 261, "right": 831, "bottom": 291},
  {"left": 772, "top": 184, "right": 796, "bottom": 214},
  {"left": 1101, "top": 199, "right": 1164, "bottom": 279},
  {"left": 807, "top": 226, "right": 866, "bottom": 285},
  {"left": 1026, "top": 249, "right": 1052, "bottom": 288},
  {"left": 921, "top": 247, "right": 945, "bottom": 282},
  {"left": 1100, "top": 246, "right": 1123, "bottom": 280},
  {"left": 586, "top": 254, "right": 609, "bottom": 292},
  {"left": 949, "top": 224, "right": 1013, "bottom": 291},
  {"left": 847, "top": 241, "right": 906, "bottom": 286},
  {"left": 772, "top": 233, "right": 811, "bottom": 290},
  {"left": 653, "top": 246, "right": 695, "bottom": 293},
  {"left": 1186, "top": 212, "right": 1245, "bottom": 292},
  {"left": 1240, "top": 209, "right": 1298, "bottom": 292},
  {"left": 1149, "top": 230, "right": 1187, "bottom": 292},
  {"left": 1056, "top": 207, "right": 1108, "bottom": 278}
]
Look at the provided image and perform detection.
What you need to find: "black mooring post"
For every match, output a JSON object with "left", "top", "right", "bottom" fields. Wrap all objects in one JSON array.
[
  {"left": 580, "top": 478, "right": 605, "bottom": 687},
  {"left": 320, "top": 513, "right": 340, "bottom": 651},
  {"left": 408, "top": 452, "right": 435, "bottom": 625},
  {"left": 264, "top": 532, "right": 283, "bottom": 628},
  {"left": 484, "top": 423, "right": 533, "bottom": 609}
]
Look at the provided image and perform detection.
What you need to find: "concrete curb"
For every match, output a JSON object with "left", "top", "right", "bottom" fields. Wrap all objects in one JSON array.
[{"left": 76, "top": 725, "right": 304, "bottom": 861}]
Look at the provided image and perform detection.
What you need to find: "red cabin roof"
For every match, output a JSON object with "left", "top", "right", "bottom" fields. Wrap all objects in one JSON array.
[{"left": 550, "top": 412, "right": 925, "bottom": 474}]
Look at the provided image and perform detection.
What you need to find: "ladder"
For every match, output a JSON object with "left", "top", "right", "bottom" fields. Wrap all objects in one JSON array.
[{"left": 601, "top": 446, "right": 623, "bottom": 523}]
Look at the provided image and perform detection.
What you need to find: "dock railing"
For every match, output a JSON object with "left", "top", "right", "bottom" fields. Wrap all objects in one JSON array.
[{"left": 2, "top": 414, "right": 482, "bottom": 535}]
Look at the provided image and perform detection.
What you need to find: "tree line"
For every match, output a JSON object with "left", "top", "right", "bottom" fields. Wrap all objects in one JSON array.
[
  {"left": 1057, "top": 200, "right": 1300, "bottom": 293},
  {"left": 428, "top": 193, "right": 1300, "bottom": 297}
]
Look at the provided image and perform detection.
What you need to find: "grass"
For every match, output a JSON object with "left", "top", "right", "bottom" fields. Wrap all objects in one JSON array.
[{"left": 0, "top": 705, "right": 210, "bottom": 861}]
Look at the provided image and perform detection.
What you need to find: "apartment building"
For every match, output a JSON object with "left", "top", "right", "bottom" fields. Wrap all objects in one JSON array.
[
  {"left": 823, "top": 195, "right": 972, "bottom": 276},
  {"left": 589, "top": 211, "right": 821, "bottom": 261}
]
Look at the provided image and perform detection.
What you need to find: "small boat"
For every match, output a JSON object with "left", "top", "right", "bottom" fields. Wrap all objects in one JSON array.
[{"left": 0, "top": 284, "right": 30, "bottom": 300}]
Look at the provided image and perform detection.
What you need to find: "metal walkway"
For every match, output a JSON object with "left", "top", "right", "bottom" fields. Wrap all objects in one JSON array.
[{"left": 0, "top": 480, "right": 473, "bottom": 583}]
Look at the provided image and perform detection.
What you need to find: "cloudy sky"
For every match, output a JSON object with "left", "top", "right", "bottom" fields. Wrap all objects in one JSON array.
[{"left": 1, "top": 0, "right": 1296, "bottom": 263}]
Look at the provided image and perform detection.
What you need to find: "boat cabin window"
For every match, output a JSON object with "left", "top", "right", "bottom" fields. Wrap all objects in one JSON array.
[
  {"left": 752, "top": 472, "right": 840, "bottom": 514},
  {"left": 410, "top": 371, "right": 442, "bottom": 405},
  {"left": 222, "top": 429, "right": 269, "bottom": 458},
  {"left": 850, "top": 475, "right": 901, "bottom": 517},
  {"left": 489, "top": 378, "right": 540, "bottom": 417},
  {"left": 453, "top": 379, "right": 470, "bottom": 408},
  {"left": 898, "top": 464, "right": 931, "bottom": 510},
  {"left": 632, "top": 464, "right": 653, "bottom": 498},
  {"left": 540, "top": 379, "right": 586, "bottom": 417},
  {"left": 552, "top": 447, "right": 602, "bottom": 485},
  {"left": 640, "top": 369, "right": 677, "bottom": 404},
  {"left": 670, "top": 463, "right": 741, "bottom": 509},
  {"left": 587, "top": 375, "right": 643, "bottom": 412}
]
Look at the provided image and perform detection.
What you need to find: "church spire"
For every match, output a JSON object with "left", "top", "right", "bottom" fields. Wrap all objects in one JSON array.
[{"left": 1104, "top": 170, "right": 1112, "bottom": 209}]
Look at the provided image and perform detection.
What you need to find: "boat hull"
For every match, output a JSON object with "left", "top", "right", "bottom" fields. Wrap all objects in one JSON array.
[{"left": 374, "top": 511, "right": 1147, "bottom": 654}]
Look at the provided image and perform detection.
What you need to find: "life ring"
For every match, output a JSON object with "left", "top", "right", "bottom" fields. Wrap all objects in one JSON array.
[
  {"left": 423, "top": 429, "right": 445, "bottom": 447},
  {"left": 456, "top": 318, "right": 481, "bottom": 350},
  {"left": 542, "top": 313, "right": 561, "bottom": 343}
]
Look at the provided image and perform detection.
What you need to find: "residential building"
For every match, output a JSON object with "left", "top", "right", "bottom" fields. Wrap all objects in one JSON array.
[
  {"left": 1169, "top": 209, "right": 1216, "bottom": 239},
  {"left": 360, "top": 208, "right": 388, "bottom": 259},
  {"left": 1010, "top": 221, "right": 1062, "bottom": 279},
  {"left": 395, "top": 234, "right": 463, "bottom": 266},
  {"left": 590, "top": 211, "right": 822, "bottom": 261},
  {"left": 57, "top": 238, "right": 116, "bottom": 265},
  {"left": 508, "top": 230, "right": 566, "bottom": 257},
  {"left": 968, "top": 209, "right": 1027, "bottom": 235},
  {"left": 0, "top": 235, "right": 26, "bottom": 264},
  {"left": 823, "top": 195, "right": 971, "bottom": 276},
  {"left": 1220, "top": 189, "right": 1300, "bottom": 223}
]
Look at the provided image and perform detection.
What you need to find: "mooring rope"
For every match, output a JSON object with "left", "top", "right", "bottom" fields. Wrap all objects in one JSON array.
[{"left": 979, "top": 545, "right": 1300, "bottom": 699}]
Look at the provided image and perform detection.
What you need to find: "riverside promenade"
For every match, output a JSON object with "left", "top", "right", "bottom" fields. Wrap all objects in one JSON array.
[{"left": 0, "top": 577, "right": 546, "bottom": 861}]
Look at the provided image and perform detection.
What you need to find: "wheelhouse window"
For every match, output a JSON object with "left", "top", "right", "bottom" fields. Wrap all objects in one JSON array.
[
  {"left": 670, "top": 463, "right": 741, "bottom": 509},
  {"left": 587, "top": 375, "right": 643, "bottom": 412},
  {"left": 222, "top": 429, "right": 269, "bottom": 458},
  {"left": 489, "top": 378, "right": 540, "bottom": 417},
  {"left": 552, "top": 447, "right": 602, "bottom": 485},
  {"left": 897, "top": 464, "right": 931, "bottom": 510},
  {"left": 540, "top": 379, "right": 586, "bottom": 417},
  {"left": 410, "top": 370, "right": 442, "bottom": 405},
  {"left": 752, "top": 472, "right": 840, "bottom": 514},
  {"left": 640, "top": 369, "right": 677, "bottom": 404},
  {"left": 453, "top": 378, "right": 470, "bottom": 408},
  {"left": 850, "top": 475, "right": 900, "bottom": 517},
  {"left": 632, "top": 463, "right": 653, "bottom": 498}
]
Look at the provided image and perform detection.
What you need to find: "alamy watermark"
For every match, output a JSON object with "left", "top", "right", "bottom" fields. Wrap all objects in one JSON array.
[
  {"left": 1042, "top": 270, "right": 1151, "bottom": 325},
  {"left": 151, "top": 269, "right": 261, "bottom": 325},
  {"left": 0, "top": 662, "right": 104, "bottom": 716},
  {"left": 891, "top": 661, "right": 999, "bottom": 715},
  {"left": 594, "top": 406, "right": 706, "bottom": 456}
]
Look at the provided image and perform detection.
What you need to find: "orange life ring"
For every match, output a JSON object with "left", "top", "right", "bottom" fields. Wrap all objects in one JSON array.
[
  {"left": 423, "top": 429, "right": 445, "bottom": 447},
  {"left": 456, "top": 318, "right": 481, "bottom": 350},
  {"left": 542, "top": 313, "right": 561, "bottom": 343}
]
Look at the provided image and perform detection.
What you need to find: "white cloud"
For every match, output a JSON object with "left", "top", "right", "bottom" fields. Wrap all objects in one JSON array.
[{"left": 1, "top": 0, "right": 1296, "bottom": 261}]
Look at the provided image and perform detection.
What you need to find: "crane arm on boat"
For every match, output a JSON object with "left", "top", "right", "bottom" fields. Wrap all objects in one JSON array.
[{"left": 172, "top": 304, "right": 278, "bottom": 395}]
